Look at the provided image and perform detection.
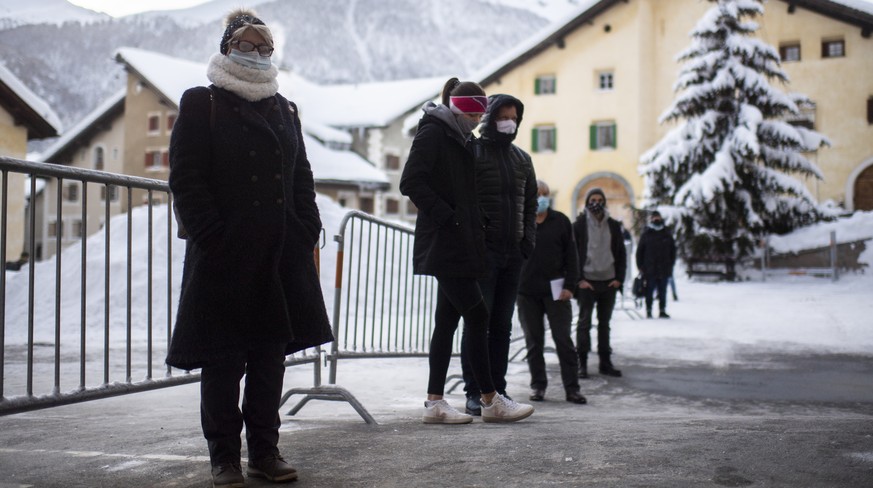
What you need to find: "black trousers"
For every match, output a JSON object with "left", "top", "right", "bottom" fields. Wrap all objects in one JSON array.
[
  {"left": 517, "top": 294, "right": 580, "bottom": 393},
  {"left": 200, "top": 343, "right": 286, "bottom": 466},
  {"left": 576, "top": 281, "right": 618, "bottom": 364},
  {"left": 460, "top": 251, "right": 523, "bottom": 397},
  {"left": 427, "top": 277, "right": 495, "bottom": 396},
  {"left": 645, "top": 276, "right": 670, "bottom": 313}
]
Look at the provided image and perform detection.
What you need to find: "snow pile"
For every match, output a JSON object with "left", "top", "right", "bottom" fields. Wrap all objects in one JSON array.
[{"left": 768, "top": 210, "right": 873, "bottom": 255}]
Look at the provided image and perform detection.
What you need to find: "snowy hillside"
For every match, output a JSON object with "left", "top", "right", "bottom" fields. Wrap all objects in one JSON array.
[
  {"left": 0, "top": 0, "right": 108, "bottom": 27},
  {"left": 0, "top": 0, "right": 547, "bottom": 137}
]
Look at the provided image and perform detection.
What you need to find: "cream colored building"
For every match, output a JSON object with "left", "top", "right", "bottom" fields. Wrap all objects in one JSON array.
[
  {"left": 0, "top": 64, "right": 61, "bottom": 262},
  {"left": 476, "top": 0, "right": 873, "bottom": 226}
]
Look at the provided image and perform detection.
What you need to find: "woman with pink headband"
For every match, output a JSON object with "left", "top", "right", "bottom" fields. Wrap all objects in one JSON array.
[{"left": 400, "top": 78, "right": 535, "bottom": 424}]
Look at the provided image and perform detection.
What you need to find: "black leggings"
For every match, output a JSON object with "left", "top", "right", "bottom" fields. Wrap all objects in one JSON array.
[{"left": 427, "top": 277, "right": 495, "bottom": 396}]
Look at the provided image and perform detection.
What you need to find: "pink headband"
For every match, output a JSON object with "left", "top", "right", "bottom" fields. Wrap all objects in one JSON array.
[{"left": 449, "top": 96, "right": 488, "bottom": 115}]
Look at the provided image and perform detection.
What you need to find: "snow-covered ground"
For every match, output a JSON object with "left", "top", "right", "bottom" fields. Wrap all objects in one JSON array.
[{"left": 3, "top": 194, "right": 872, "bottom": 402}]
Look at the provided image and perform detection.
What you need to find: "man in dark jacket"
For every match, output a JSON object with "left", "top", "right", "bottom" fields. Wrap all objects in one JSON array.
[
  {"left": 636, "top": 210, "right": 677, "bottom": 319},
  {"left": 461, "top": 93, "right": 538, "bottom": 415},
  {"left": 517, "top": 180, "right": 586, "bottom": 404},
  {"left": 574, "top": 188, "right": 626, "bottom": 378}
]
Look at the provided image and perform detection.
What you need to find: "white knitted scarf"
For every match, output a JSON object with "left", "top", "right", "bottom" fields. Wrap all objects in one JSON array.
[{"left": 206, "top": 53, "right": 279, "bottom": 102}]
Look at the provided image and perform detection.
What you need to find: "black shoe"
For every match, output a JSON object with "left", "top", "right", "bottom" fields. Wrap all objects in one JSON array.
[
  {"left": 465, "top": 396, "right": 482, "bottom": 416},
  {"left": 565, "top": 391, "right": 587, "bottom": 404},
  {"left": 578, "top": 364, "right": 589, "bottom": 379},
  {"left": 529, "top": 389, "right": 545, "bottom": 402},
  {"left": 247, "top": 454, "right": 298, "bottom": 482},
  {"left": 646, "top": 309, "right": 653, "bottom": 319},
  {"left": 659, "top": 311, "right": 671, "bottom": 319},
  {"left": 211, "top": 463, "right": 244, "bottom": 488},
  {"left": 599, "top": 365, "right": 623, "bottom": 377}
]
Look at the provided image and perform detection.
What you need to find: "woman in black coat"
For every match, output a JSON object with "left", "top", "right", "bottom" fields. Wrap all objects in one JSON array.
[
  {"left": 400, "top": 78, "right": 533, "bottom": 425},
  {"left": 167, "top": 9, "right": 332, "bottom": 487}
]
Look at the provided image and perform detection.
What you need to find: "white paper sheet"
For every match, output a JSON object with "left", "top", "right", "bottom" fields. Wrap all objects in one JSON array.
[{"left": 550, "top": 278, "right": 565, "bottom": 301}]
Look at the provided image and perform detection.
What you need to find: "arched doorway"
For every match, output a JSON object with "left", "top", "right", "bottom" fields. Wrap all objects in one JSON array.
[
  {"left": 854, "top": 164, "right": 873, "bottom": 211},
  {"left": 571, "top": 173, "right": 635, "bottom": 227}
]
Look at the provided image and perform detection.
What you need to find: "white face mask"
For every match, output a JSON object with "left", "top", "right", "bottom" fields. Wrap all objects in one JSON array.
[
  {"left": 495, "top": 119, "right": 517, "bottom": 134},
  {"left": 228, "top": 50, "right": 272, "bottom": 70}
]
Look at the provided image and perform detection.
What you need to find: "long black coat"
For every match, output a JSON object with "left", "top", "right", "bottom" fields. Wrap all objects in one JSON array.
[
  {"left": 399, "top": 104, "right": 486, "bottom": 278},
  {"left": 166, "top": 86, "right": 333, "bottom": 370},
  {"left": 636, "top": 226, "right": 676, "bottom": 279}
]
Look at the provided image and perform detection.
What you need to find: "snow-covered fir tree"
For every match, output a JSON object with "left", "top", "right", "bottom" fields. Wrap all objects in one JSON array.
[{"left": 639, "top": 0, "right": 833, "bottom": 276}]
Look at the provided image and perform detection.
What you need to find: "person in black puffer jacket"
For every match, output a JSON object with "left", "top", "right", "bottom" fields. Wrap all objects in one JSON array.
[
  {"left": 459, "top": 94, "right": 538, "bottom": 416},
  {"left": 636, "top": 210, "right": 676, "bottom": 319}
]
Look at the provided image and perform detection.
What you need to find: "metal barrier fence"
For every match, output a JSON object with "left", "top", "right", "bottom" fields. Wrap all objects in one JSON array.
[
  {"left": 280, "top": 210, "right": 456, "bottom": 424},
  {"left": 0, "top": 156, "right": 321, "bottom": 416}
]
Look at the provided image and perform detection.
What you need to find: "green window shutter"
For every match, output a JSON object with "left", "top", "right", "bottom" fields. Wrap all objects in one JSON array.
[
  {"left": 552, "top": 77, "right": 557, "bottom": 95},
  {"left": 589, "top": 125, "right": 597, "bottom": 150},
  {"left": 532, "top": 128, "right": 539, "bottom": 152},
  {"left": 611, "top": 123, "right": 617, "bottom": 148},
  {"left": 534, "top": 78, "right": 541, "bottom": 95},
  {"left": 553, "top": 128, "right": 557, "bottom": 151}
]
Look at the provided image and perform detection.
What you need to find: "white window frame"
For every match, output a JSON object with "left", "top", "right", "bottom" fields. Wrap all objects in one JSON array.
[
  {"left": 63, "top": 181, "right": 82, "bottom": 204},
  {"left": 93, "top": 145, "right": 106, "bottom": 171},
  {"left": 533, "top": 125, "right": 557, "bottom": 153},
  {"left": 535, "top": 75, "right": 556, "bottom": 95},
  {"left": 592, "top": 122, "right": 617, "bottom": 151},
  {"left": 147, "top": 112, "right": 161, "bottom": 136},
  {"left": 598, "top": 71, "right": 614, "bottom": 91}
]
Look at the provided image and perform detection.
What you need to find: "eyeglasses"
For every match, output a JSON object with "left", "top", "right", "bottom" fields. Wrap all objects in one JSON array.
[{"left": 231, "top": 40, "right": 274, "bottom": 56}]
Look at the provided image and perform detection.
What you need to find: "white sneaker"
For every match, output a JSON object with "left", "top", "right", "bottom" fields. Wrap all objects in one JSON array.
[
  {"left": 481, "top": 393, "right": 534, "bottom": 423},
  {"left": 423, "top": 399, "right": 474, "bottom": 424}
]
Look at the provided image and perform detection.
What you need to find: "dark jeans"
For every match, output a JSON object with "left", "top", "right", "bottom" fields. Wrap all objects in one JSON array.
[
  {"left": 200, "top": 342, "right": 286, "bottom": 466},
  {"left": 576, "top": 281, "right": 618, "bottom": 364},
  {"left": 645, "top": 276, "right": 670, "bottom": 312},
  {"left": 460, "top": 251, "right": 523, "bottom": 397},
  {"left": 517, "top": 294, "right": 580, "bottom": 393},
  {"left": 427, "top": 277, "right": 495, "bottom": 396}
]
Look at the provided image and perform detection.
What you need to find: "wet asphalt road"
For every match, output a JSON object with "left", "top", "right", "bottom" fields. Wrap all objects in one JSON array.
[{"left": 0, "top": 353, "right": 871, "bottom": 487}]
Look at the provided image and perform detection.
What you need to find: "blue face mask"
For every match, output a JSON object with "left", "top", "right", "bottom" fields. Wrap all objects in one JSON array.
[
  {"left": 536, "top": 196, "right": 550, "bottom": 214},
  {"left": 228, "top": 50, "right": 272, "bottom": 70}
]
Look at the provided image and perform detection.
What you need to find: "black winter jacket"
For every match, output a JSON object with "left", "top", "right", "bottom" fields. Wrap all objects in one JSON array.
[
  {"left": 573, "top": 212, "right": 627, "bottom": 286},
  {"left": 518, "top": 210, "right": 578, "bottom": 297},
  {"left": 636, "top": 225, "right": 676, "bottom": 279},
  {"left": 400, "top": 102, "right": 486, "bottom": 278},
  {"left": 474, "top": 94, "right": 537, "bottom": 258},
  {"left": 166, "top": 85, "right": 333, "bottom": 370}
]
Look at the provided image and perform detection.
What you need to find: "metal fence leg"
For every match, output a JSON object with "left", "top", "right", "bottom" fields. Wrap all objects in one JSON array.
[{"left": 279, "top": 385, "right": 377, "bottom": 425}]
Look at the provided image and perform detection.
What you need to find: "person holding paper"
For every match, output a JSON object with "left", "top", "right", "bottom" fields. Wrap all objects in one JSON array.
[{"left": 516, "top": 180, "right": 586, "bottom": 404}]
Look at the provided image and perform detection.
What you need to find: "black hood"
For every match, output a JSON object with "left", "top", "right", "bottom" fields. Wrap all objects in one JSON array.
[{"left": 480, "top": 94, "right": 525, "bottom": 146}]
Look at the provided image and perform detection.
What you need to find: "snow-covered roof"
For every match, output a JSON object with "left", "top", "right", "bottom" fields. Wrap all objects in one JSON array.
[
  {"left": 288, "top": 74, "right": 449, "bottom": 129},
  {"left": 35, "top": 88, "right": 125, "bottom": 162},
  {"left": 0, "top": 62, "right": 62, "bottom": 138},
  {"left": 302, "top": 133, "right": 388, "bottom": 189},
  {"left": 803, "top": 0, "right": 873, "bottom": 18},
  {"left": 114, "top": 48, "right": 387, "bottom": 187},
  {"left": 116, "top": 47, "right": 443, "bottom": 134}
]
